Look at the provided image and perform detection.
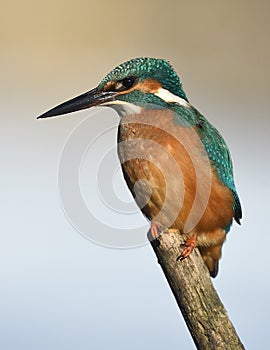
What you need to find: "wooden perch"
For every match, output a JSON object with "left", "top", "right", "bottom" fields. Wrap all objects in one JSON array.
[{"left": 149, "top": 229, "right": 245, "bottom": 350}]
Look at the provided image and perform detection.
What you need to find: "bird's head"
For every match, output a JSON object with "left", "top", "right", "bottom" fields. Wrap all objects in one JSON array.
[{"left": 37, "top": 57, "right": 188, "bottom": 119}]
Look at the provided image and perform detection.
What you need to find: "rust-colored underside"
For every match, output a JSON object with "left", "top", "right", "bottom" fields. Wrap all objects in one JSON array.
[{"left": 118, "top": 109, "right": 234, "bottom": 276}]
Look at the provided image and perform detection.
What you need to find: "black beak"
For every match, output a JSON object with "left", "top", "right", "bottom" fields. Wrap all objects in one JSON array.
[{"left": 37, "top": 87, "right": 116, "bottom": 119}]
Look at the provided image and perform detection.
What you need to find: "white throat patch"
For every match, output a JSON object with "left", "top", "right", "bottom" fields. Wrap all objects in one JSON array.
[
  {"left": 102, "top": 100, "right": 142, "bottom": 117},
  {"left": 154, "top": 88, "right": 189, "bottom": 107}
]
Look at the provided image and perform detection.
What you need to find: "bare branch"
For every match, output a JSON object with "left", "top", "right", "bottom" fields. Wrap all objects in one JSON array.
[{"left": 149, "top": 229, "right": 245, "bottom": 350}]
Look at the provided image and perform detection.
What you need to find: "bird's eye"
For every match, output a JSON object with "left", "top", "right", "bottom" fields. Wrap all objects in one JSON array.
[{"left": 121, "top": 76, "right": 135, "bottom": 89}]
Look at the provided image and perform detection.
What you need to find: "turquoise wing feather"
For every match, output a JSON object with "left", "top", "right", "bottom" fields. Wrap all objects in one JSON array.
[
  {"left": 171, "top": 103, "right": 242, "bottom": 226},
  {"left": 196, "top": 114, "right": 242, "bottom": 225}
]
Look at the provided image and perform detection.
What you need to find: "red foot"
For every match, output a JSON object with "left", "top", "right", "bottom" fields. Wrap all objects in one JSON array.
[
  {"left": 150, "top": 222, "right": 162, "bottom": 240},
  {"left": 178, "top": 235, "right": 197, "bottom": 261}
]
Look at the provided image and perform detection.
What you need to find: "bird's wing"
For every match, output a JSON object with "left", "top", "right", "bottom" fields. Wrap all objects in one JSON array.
[
  {"left": 196, "top": 113, "right": 242, "bottom": 225},
  {"left": 171, "top": 104, "right": 242, "bottom": 225}
]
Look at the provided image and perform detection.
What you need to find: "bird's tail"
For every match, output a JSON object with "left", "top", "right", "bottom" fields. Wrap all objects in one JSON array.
[{"left": 199, "top": 244, "right": 223, "bottom": 278}]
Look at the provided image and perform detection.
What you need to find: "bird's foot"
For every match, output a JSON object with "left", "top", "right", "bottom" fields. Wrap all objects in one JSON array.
[
  {"left": 177, "top": 235, "right": 197, "bottom": 261},
  {"left": 150, "top": 222, "right": 162, "bottom": 241}
]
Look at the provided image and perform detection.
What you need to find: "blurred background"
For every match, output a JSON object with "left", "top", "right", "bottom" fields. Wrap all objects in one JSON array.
[{"left": 1, "top": 0, "right": 269, "bottom": 349}]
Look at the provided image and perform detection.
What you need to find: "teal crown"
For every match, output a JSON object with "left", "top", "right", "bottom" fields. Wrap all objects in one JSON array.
[{"left": 99, "top": 57, "right": 188, "bottom": 101}]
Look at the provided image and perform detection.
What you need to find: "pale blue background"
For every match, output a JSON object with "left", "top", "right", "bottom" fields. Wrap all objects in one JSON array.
[{"left": 1, "top": 1, "right": 269, "bottom": 348}]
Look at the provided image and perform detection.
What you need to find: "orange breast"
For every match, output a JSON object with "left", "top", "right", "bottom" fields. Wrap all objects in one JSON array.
[{"left": 117, "top": 109, "right": 234, "bottom": 242}]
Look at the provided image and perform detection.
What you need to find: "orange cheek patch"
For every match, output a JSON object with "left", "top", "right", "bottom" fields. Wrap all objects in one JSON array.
[
  {"left": 103, "top": 81, "right": 116, "bottom": 91},
  {"left": 136, "top": 79, "right": 162, "bottom": 93},
  {"left": 117, "top": 79, "right": 162, "bottom": 95},
  {"left": 103, "top": 78, "right": 162, "bottom": 96}
]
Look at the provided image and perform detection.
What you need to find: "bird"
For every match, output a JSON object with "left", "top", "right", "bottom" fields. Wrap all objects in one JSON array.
[{"left": 37, "top": 57, "right": 242, "bottom": 277}]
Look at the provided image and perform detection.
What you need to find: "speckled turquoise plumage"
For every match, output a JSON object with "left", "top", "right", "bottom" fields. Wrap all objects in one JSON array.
[
  {"left": 99, "top": 57, "right": 188, "bottom": 100},
  {"left": 99, "top": 57, "right": 242, "bottom": 229},
  {"left": 194, "top": 113, "right": 242, "bottom": 226},
  {"left": 170, "top": 103, "right": 242, "bottom": 228}
]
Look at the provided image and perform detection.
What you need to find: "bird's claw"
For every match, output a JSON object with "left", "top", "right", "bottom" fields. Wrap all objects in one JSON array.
[
  {"left": 177, "top": 235, "right": 197, "bottom": 261},
  {"left": 150, "top": 222, "right": 162, "bottom": 240}
]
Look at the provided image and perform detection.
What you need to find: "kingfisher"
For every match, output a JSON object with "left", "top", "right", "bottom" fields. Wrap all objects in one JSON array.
[{"left": 38, "top": 57, "right": 242, "bottom": 277}]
